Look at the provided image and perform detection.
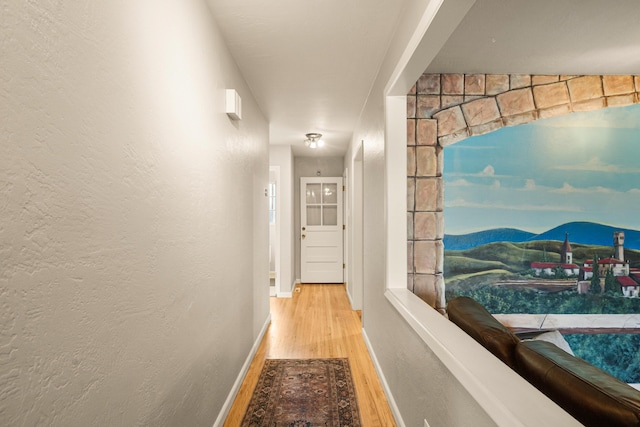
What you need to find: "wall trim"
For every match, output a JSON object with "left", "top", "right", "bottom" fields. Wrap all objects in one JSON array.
[
  {"left": 277, "top": 291, "right": 293, "bottom": 298},
  {"left": 362, "top": 328, "right": 406, "bottom": 427},
  {"left": 385, "top": 288, "right": 581, "bottom": 426},
  {"left": 346, "top": 285, "right": 356, "bottom": 310},
  {"left": 213, "top": 314, "right": 271, "bottom": 427}
]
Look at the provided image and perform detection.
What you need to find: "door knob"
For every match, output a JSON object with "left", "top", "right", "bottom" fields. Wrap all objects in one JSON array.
[
  {"left": 302, "top": 227, "right": 306, "bottom": 231},
  {"left": 302, "top": 234, "right": 306, "bottom": 239}
]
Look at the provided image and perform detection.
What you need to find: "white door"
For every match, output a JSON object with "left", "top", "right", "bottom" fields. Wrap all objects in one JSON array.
[{"left": 301, "top": 177, "right": 343, "bottom": 283}]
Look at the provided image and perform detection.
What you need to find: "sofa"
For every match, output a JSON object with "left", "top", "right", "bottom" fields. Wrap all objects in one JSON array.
[{"left": 447, "top": 296, "right": 640, "bottom": 427}]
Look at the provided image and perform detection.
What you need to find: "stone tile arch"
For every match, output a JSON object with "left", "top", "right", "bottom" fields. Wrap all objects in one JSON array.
[{"left": 407, "top": 73, "right": 640, "bottom": 314}]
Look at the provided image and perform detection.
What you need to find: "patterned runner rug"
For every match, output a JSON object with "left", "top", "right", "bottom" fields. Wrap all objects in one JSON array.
[{"left": 241, "top": 358, "right": 362, "bottom": 427}]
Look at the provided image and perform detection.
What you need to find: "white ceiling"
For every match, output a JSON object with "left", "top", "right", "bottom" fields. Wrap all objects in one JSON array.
[
  {"left": 208, "top": 0, "right": 640, "bottom": 158},
  {"left": 426, "top": 0, "right": 640, "bottom": 76},
  {"left": 208, "top": 0, "right": 406, "bottom": 157}
]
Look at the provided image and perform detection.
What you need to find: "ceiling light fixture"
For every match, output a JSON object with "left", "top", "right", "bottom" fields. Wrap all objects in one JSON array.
[{"left": 304, "top": 133, "right": 324, "bottom": 149}]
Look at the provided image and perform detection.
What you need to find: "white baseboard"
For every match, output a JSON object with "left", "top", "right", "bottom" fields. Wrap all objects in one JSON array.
[
  {"left": 275, "top": 279, "right": 299, "bottom": 298},
  {"left": 213, "top": 314, "right": 271, "bottom": 427},
  {"left": 277, "top": 291, "right": 293, "bottom": 298},
  {"left": 362, "top": 328, "right": 405, "bottom": 427},
  {"left": 346, "top": 285, "right": 355, "bottom": 309}
]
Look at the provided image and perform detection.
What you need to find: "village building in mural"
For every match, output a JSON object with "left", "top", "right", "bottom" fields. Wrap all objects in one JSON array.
[{"left": 529, "top": 231, "right": 640, "bottom": 297}]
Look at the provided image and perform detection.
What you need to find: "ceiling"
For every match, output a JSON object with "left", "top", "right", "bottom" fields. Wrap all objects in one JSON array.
[
  {"left": 208, "top": 0, "right": 406, "bottom": 157},
  {"left": 208, "top": 0, "right": 640, "bottom": 158},
  {"left": 426, "top": 0, "right": 640, "bottom": 76}
]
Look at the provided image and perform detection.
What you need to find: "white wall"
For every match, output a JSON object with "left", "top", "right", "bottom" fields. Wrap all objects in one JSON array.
[
  {"left": 293, "top": 156, "right": 345, "bottom": 281},
  {"left": 269, "top": 146, "right": 295, "bottom": 295},
  {"left": 1, "top": 1, "right": 269, "bottom": 425},
  {"left": 344, "top": 143, "right": 364, "bottom": 310}
]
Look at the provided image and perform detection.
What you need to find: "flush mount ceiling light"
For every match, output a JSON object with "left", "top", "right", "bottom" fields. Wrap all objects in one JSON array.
[{"left": 304, "top": 133, "right": 324, "bottom": 149}]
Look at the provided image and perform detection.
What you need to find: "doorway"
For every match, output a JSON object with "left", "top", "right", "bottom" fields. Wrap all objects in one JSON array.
[
  {"left": 351, "top": 144, "right": 364, "bottom": 310},
  {"left": 269, "top": 166, "right": 281, "bottom": 296},
  {"left": 300, "top": 177, "right": 344, "bottom": 283}
]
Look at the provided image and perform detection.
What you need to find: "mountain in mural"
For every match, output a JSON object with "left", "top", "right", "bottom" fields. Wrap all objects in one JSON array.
[
  {"left": 445, "top": 221, "right": 640, "bottom": 251},
  {"left": 444, "top": 228, "right": 536, "bottom": 251},
  {"left": 533, "top": 222, "right": 640, "bottom": 249}
]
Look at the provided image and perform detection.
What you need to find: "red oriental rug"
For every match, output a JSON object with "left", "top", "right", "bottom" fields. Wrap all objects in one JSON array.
[{"left": 240, "top": 358, "right": 362, "bottom": 427}]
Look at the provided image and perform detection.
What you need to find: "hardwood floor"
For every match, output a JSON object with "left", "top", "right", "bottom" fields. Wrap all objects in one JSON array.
[{"left": 223, "top": 284, "right": 397, "bottom": 426}]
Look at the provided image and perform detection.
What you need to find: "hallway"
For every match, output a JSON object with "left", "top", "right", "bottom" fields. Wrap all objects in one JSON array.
[{"left": 223, "top": 284, "right": 396, "bottom": 426}]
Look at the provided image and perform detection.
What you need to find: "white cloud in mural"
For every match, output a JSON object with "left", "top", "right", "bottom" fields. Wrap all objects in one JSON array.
[
  {"left": 447, "top": 179, "right": 472, "bottom": 186},
  {"left": 553, "top": 156, "right": 640, "bottom": 173},
  {"left": 524, "top": 179, "right": 537, "bottom": 190},
  {"left": 554, "top": 182, "right": 579, "bottom": 193},
  {"left": 447, "top": 177, "right": 539, "bottom": 191},
  {"left": 447, "top": 167, "right": 510, "bottom": 179},
  {"left": 481, "top": 165, "right": 495, "bottom": 176},
  {"left": 553, "top": 182, "right": 615, "bottom": 194},
  {"left": 445, "top": 198, "right": 581, "bottom": 212}
]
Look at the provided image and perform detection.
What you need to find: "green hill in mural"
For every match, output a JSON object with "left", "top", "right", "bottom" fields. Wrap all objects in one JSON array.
[{"left": 444, "top": 240, "right": 640, "bottom": 290}]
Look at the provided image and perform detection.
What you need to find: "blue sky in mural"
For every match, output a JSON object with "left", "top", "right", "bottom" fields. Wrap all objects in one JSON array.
[{"left": 444, "top": 104, "right": 640, "bottom": 235}]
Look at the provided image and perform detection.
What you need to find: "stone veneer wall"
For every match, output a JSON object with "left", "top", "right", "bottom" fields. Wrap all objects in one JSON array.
[{"left": 407, "top": 73, "right": 640, "bottom": 313}]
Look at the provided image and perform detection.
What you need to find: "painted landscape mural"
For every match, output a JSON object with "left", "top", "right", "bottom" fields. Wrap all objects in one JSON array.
[{"left": 444, "top": 103, "right": 640, "bottom": 383}]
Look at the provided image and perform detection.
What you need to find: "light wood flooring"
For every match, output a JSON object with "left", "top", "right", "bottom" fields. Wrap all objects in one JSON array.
[{"left": 223, "top": 283, "right": 397, "bottom": 426}]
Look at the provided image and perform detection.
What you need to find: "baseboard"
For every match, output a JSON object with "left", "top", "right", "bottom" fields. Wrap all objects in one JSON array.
[
  {"left": 277, "top": 291, "right": 293, "bottom": 298},
  {"left": 346, "top": 285, "right": 355, "bottom": 309},
  {"left": 275, "top": 279, "right": 299, "bottom": 298},
  {"left": 362, "top": 328, "right": 405, "bottom": 427},
  {"left": 213, "top": 314, "right": 271, "bottom": 427}
]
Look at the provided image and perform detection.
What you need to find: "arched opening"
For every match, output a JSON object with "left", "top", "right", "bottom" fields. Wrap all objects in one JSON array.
[
  {"left": 407, "top": 73, "right": 640, "bottom": 384},
  {"left": 408, "top": 73, "right": 640, "bottom": 312}
]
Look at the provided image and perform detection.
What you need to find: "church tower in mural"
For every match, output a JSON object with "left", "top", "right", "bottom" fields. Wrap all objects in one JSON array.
[
  {"left": 561, "top": 233, "right": 573, "bottom": 265},
  {"left": 614, "top": 231, "right": 625, "bottom": 261}
]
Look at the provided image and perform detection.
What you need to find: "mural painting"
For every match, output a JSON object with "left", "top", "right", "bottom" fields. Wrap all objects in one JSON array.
[{"left": 444, "top": 103, "right": 640, "bottom": 383}]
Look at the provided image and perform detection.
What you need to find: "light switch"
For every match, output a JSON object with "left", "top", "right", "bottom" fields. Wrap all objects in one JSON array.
[{"left": 225, "top": 89, "right": 242, "bottom": 120}]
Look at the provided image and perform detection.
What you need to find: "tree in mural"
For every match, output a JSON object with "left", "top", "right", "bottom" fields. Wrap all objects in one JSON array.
[
  {"left": 604, "top": 269, "right": 617, "bottom": 294},
  {"left": 590, "top": 256, "right": 601, "bottom": 294},
  {"left": 554, "top": 265, "right": 568, "bottom": 279}
]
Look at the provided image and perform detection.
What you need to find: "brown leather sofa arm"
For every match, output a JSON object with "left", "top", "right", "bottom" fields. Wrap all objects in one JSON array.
[
  {"left": 447, "top": 296, "right": 520, "bottom": 369},
  {"left": 515, "top": 340, "right": 640, "bottom": 427}
]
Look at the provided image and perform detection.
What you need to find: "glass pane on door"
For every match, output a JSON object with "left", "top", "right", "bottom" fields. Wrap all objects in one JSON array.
[
  {"left": 323, "top": 206, "right": 337, "bottom": 226},
  {"left": 322, "top": 183, "right": 338, "bottom": 204},
  {"left": 306, "top": 183, "right": 321, "bottom": 204},
  {"left": 306, "top": 206, "right": 321, "bottom": 226}
]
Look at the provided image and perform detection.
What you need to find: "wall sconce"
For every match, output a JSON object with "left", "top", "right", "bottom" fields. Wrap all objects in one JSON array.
[
  {"left": 304, "top": 133, "right": 324, "bottom": 149},
  {"left": 225, "top": 89, "right": 242, "bottom": 120}
]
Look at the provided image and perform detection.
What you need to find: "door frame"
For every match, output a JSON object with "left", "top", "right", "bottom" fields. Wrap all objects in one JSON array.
[
  {"left": 269, "top": 166, "right": 281, "bottom": 296},
  {"left": 351, "top": 143, "right": 364, "bottom": 310},
  {"left": 300, "top": 176, "right": 344, "bottom": 283},
  {"left": 343, "top": 167, "right": 350, "bottom": 297}
]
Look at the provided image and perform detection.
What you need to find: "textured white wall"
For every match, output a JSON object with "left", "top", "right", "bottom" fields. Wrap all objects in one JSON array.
[
  {"left": 1, "top": 1, "right": 269, "bottom": 425},
  {"left": 269, "top": 146, "right": 295, "bottom": 294},
  {"left": 352, "top": 0, "right": 581, "bottom": 426},
  {"left": 351, "top": 0, "right": 498, "bottom": 425}
]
